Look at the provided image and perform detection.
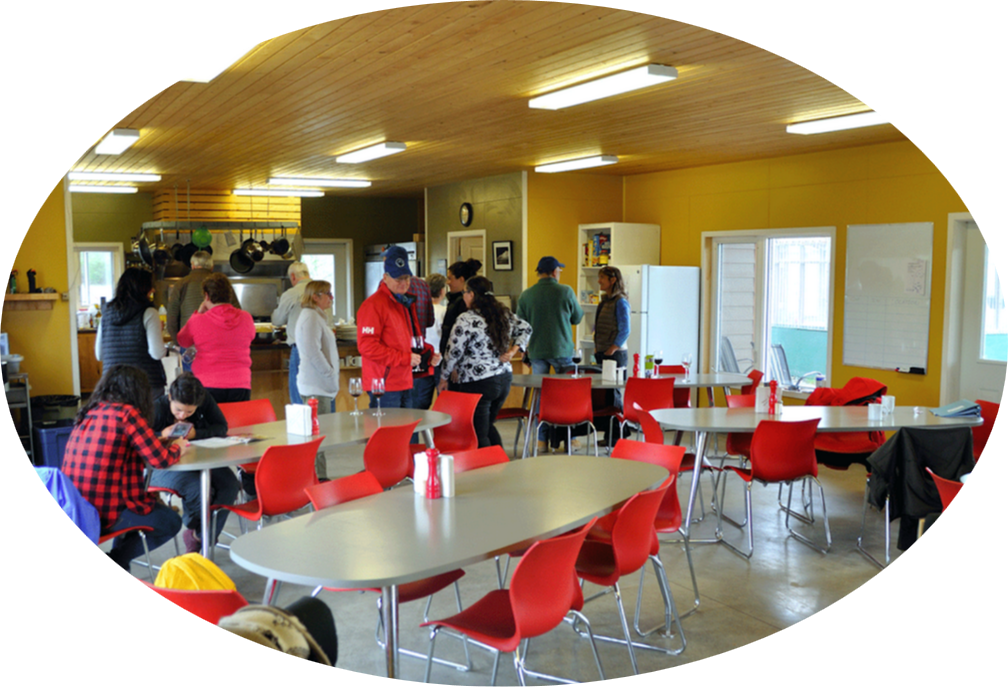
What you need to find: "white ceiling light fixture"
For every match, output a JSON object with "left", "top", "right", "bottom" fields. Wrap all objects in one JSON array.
[
  {"left": 534, "top": 155, "right": 619, "bottom": 173},
  {"left": 69, "top": 185, "right": 138, "bottom": 194},
  {"left": 267, "top": 177, "right": 372, "bottom": 189},
  {"left": 232, "top": 188, "right": 325, "bottom": 198},
  {"left": 529, "top": 64, "right": 678, "bottom": 110},
  {"left": 786, "top": 111, "right": 888, "bottom": 135},
  {"left": 68, "top": 171, "right": 161, "bottom": 183},
  {"left": 335, "top": 142, "right": 407, "bottom": 163},
  {"left": 183, "top": 45, "right": 258, "bottom": 83},
  {"left": 94, "top": 128, "right": 141, "bottom": 155}
]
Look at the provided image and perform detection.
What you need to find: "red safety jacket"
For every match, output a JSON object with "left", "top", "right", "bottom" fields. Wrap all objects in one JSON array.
[{"left": 357, "top": 281, "right": 428, "bottom": 392}]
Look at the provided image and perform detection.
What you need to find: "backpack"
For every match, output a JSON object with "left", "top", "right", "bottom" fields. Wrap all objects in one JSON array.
[
  {"left": 154, "top": 552, "right": 237, "bottom": 591},
  {"left": 36, "top": 467, "right": 101, "bottom": 544}
]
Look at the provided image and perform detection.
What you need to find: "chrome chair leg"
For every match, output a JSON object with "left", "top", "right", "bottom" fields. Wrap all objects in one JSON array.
[
  {"left": 376, "top": 582, "right": 473, "bottom": 672},
  {"left": 857, "top": 477, "right": 891, "bottom": 568},
  {"left": 784, "top": 477, "right": 831, "bottom": 554}
]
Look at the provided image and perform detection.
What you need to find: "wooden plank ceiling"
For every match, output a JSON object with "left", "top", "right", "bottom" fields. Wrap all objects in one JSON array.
[{"left": 70, "top": 1, "right": 905, "bottom": 198}]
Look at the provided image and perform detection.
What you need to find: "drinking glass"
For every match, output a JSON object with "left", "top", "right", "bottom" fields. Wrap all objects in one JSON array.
[
  {"left": 349, "top": 377, "right": 363, "bottom": 416},
  {"left": 572, "top": 348, "right": 583, "bottom": 377},
  {"left": 371, "top": 378, "right": 385, "bottom": 417},
  {"left": 654, "top": 349, "right": 664, "bottom": 375},
  {"left": 681, "top": 353, "right": 693, "bottom": 379}
]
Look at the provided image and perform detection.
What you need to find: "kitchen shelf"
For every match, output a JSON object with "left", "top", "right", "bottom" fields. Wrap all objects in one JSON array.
[{"left": 4, "top": 293, "right": 59, "bottom": 311}]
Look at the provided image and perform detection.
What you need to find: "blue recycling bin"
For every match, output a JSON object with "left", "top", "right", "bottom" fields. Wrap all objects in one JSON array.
[{"left": 33, "top": 422, "right": 74, "bottom": 469}]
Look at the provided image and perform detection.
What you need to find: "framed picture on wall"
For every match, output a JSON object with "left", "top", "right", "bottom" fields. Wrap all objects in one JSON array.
[{"left": 493, "top": 241, "right": 513, "bottom": 271}]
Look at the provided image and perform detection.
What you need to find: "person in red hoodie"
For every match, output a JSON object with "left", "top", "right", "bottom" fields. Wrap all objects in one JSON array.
[
  {"left": 357, "top": 245, "right": 440, "bottom": 410},
  {"left": 177, "top": 272, "right": 256, "bottom": 404}
]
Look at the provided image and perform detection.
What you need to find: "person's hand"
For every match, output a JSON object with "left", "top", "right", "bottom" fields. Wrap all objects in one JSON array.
[
  {"left": 437, "top": 379, "right": 449, "bottom": 392},
  {"left": 160, "top": 426, "right": 175, "bottom": 439},
  {"left": 499, "top": 349, "right": 514, "bottom": 363},
  {"left": 172, "top": 438, "right": 190, "bottom": 452},
  {"left": 410, "top": 352, "right": 422, "bottom": 367},
  {"left": 431, "top": 352, "right": 442, "bottom": 367},
  {"left": 606, "top": 345, "right": 619, "bottom": 356}
]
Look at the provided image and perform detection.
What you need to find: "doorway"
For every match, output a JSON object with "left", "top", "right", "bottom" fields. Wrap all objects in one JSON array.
[
  {"left": 941, "top": 213, "right": 1006, "bottom": 403},
  {"left": 302, "top": 239, "right": 354, "bottom": 323},
  {"left": 447, "top": 230, "right": 486, "bottom": 275}
]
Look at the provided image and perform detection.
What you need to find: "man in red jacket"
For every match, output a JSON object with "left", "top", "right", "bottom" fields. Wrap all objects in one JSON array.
[{"left": 357, "top": 246, "right": 440, "bottom": 410}]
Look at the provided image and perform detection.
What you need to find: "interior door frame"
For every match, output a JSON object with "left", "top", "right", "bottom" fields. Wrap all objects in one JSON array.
[
  {"left": 941, "top": 212, "right": 972, "bottom": 405},
  {"left": 302, "top": 238, "right": 354, "bottom": 323},
  {"left": 446, "top": 229, "right": 487, "bottom": 275}
]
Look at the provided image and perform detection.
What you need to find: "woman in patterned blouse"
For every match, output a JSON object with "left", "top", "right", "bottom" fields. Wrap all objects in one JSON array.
[
  {"left": 440, "top": 276, "right": 532, "bottom": 448},
  {"left": 62, "top": 364, "right": 186, "bottom": 570}
]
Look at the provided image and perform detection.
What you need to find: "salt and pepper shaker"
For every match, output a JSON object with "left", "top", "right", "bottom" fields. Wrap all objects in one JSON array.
[
  {"left": 633, "top": 353, "right": 641, "bottom": 379},
  {"left": 425, "top": 448, "right": 442, "bottom": 499},
  {"left": 307, "top": 398, "right": 319, "bottom": 435},
  {"left": 768, "top": 380, "right": 778, "bottom": 416}
]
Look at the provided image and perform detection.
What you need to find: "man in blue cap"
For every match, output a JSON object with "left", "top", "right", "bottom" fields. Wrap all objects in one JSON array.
[
  {"left": 356, "top": 245, "right": 439, "bottom": 410},
  {"left": 516, "top": 256, "right": 584, "bottom": 452}
]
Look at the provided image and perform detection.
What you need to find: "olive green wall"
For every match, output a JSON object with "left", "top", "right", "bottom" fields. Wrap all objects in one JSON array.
[
  {"left": 426, "top": 173, "right": 524, "bottom": 307},
  {"left": 300, "top": 195, "right": 422, "bottom": 311},
  {"left": 71, "top": 192, "right": 154, "bottom": 253}
]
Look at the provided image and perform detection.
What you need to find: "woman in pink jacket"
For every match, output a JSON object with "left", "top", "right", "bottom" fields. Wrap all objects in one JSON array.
[{"left": 177, "top": 273, "right": 256, "bottom": 404}]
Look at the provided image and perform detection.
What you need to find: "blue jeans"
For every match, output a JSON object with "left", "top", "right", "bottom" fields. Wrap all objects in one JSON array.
[
  {"left": 288, "top": 345, "right": 303, "bottom": 405},
  {"left": 531, "top": 358, "right": 573, "bottom": 441},
  {"left": 368, "top": 388, "right": 413, "bottom": 411},
  {"left": 148, "top": 467, "right": 240, "bottom": 541},
  {"left": 412, "top": 367, "right": 440, "bottom": 410},
  {"left": 106, "top": 501, "right": 182, "bottom": 570}
]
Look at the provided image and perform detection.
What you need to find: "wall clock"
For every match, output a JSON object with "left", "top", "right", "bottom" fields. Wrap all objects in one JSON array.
[{"left": 459, "top": 202, "right": 473, "bottom": 227}]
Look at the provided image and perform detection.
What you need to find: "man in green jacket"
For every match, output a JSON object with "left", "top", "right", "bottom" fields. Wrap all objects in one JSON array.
[{"left": 517, "top": 256, "right": 584, "bottom": 451}]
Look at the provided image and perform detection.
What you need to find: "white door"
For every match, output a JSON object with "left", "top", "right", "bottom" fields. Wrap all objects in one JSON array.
[
  {"left": 447, "top": 230, "right": 486, "bottom": 275},
  {"left": 957, "top": 223, "right": 1006, "bottom": 402}
]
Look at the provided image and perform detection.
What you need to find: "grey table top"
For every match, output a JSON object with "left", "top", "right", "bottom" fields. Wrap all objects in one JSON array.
[
  {"left": 166, "top": 408, "right": 451, "bottom": 472},
  {"left": 229, "top": 454, "right": 669, "bottom": 589},
  {"left": 649, "top": 405, "right": 983, "bottom": 434},
  {"left": 511, "top": 371, "right": 752, "bottom": 390}
]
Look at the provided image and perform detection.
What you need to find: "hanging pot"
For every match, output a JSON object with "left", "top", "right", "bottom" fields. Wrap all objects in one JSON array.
[
  {"left": 153, "top": 229, "right": 171, "bottom": 265},
  {"left": 135, "top": 233, "right": 153, "bottom": 266},
  {"left": 242, "top": 232, "right": 265, "bottom": 262},
  {"left": 179, "top": 240, "right": 199, "bottom": 266},
  {"left": 271, "top": 227, "right": 290, "bottom": 257},
  {"left": 230, "top": 229, "right": 255, "bottom": 274}
]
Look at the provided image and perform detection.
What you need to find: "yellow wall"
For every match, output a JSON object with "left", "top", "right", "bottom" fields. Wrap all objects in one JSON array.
[
  {"left": 624, "top": 141, "right": 967, "bottom": 405},
  {"left": 3, "top": 182, "right": 74, "bottom": 396},
  {"left": 526, "top": 172, "right": 623, "bottom": 289}
]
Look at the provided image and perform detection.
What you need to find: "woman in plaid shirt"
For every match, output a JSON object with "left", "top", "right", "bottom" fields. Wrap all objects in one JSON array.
[{"left": 63, "top": 364, "right": 187, "bottom": 571}]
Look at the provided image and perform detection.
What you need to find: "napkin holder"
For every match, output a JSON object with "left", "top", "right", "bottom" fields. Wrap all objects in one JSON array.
[
  {"left": 413, "top": 451, "right": 455, "bottom": 497},
  {"left": 602, "top": 359, "right": 618, "bottom": 382},
  {"left": 285, "top": 404, "right": 313, "bottom": 435},
  {"left": 754, "top": 386, "right": 770, "bottom": 413}
]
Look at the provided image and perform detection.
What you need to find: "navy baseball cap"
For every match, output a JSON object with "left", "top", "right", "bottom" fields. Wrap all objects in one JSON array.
[
  {"left": 383, "top": 245, "right": 412, "bottom": 278},
  {"left": 536, "top": 256, "right": 565, "bottom": 274}
]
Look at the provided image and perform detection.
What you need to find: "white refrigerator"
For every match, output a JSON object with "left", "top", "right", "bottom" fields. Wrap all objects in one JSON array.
[{"left": 618, "top": 265, "right": 700, "bottom": 367}]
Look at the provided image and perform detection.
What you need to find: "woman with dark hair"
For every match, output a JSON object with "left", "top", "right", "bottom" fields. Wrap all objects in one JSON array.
[
  {"left": 147, "top": 372, "right": 238, "bottom": 553},
  {"left": 62, "top": 364, "right": 185, "bottom": 570},
  {"left": 593, "top": 266, "right": 631, "bottom": 370},
  {"left": 95, "top": 267, "right": 166, "bottom": 397},
  {"left": 438, "top": 258, "right": 482, "bottom": 359},
  {"left": 440, "top": 276, "right": 531, "bottom": 448},
  {"left": 177, "top": 272, "right": 256, "bottom": 403}
]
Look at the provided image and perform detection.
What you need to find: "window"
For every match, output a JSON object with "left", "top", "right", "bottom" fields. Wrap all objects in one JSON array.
[
  {"left": 73, "top": 243, "right": 124, "bottom": 313},
  {"left": 302, "top": 239, "right": 354, "bottom": 323},
  {"left": 981, "top": 244, "right": 1008, "bottom": 362},
  {"left": 707, "top": 228, "right": 835, "bottom": 387}
]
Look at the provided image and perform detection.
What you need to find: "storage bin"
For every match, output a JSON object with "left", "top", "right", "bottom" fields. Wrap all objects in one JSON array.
[
  {"left": 31, "top": 394, "right": 79, "bottom": 424},
  {"left": 34, "top": 421, "right": 74, "bottom": 469}
]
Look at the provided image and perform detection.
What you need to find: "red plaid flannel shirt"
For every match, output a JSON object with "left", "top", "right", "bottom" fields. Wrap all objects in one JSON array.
[
  {"left": 408, "top": 276, "right": 434, "bottom": 331},
  {"left": 62, "top": 402, "right": 181, "bottom": 531}
]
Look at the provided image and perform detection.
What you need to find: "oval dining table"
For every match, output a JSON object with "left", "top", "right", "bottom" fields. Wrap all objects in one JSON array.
[
  {"left": 164, "top": 408, "right": 452, "bottom": 557},
  {"left": 229, "top": 454, "right": 669, "bottom": 679}
]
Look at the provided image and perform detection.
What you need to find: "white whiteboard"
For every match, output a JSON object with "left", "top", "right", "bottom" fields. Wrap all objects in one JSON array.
[{"left": 843, "top": 222, "right": 933, "bottom": 372}]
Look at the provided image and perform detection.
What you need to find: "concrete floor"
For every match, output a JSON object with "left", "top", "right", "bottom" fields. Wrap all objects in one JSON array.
[{"left": 123, "top": 432, "right": 900, "bottom": 684}]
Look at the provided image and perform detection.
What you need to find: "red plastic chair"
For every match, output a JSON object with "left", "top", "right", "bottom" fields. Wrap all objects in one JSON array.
[
  {"left": 925, "top": 467, "right": 965, "bottom": 511},
  {"left": 451, "top": 445, "right": 510, "bottom": 472},
  {"left": 719, "top": 418, "right": 830, "bottom": 558},
  {"left": 304, "top": 471, "right": 470, "bottom": 670},
  {"left": 495, "top": 406, "right": 529, "bottom": 457},
  {"left": 364, "top": 420, "right": 421, "bottom": 489},
  {"left": 144, "top": 581, "right": 248, "bottom": 624},
  {"left": 656, "top": 365, "right": 691, "bottom": 409},
  {"left": 606, "top": 439, "right": 701, "bottom": 621},
  {"left": 411, "top": 390, "right": 479, "bottom": 453},
  {"left": 99, "top": 525, "right": 156, "bottom": 583},
  {"left": 574, "top": 475, "right": 685, "bottom": 674},
  {"left": 613, "top": 377, "right": 676, "bottom": 441},
  {"left": 534, "top": 377, "right": 598, "bottom": 456},
  {"left": 219, "top": 399, "right": 278, "bottom": 490},
  {"left": 211, "top": 436, "right": 323, "bottom": 531},
  {"left": 420, "top": 520, "right": 604, "bottom": 685},
  {"left": 973, "top": 399, "right": 999, "bottom": 460}
]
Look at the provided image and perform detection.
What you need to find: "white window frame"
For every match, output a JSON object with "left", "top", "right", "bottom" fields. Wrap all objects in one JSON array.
[
  {"left": 301, "top": 238, "right": 354, "bottom": 323},
  {"left": 701, "top": 227, "right": 836, "bottom": 391},
  {"left": 71, "top": 242, "right": 125, "bottom": 324}
]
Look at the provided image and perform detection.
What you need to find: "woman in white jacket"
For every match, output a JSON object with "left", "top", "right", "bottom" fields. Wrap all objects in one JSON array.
[{"left": 295, "top": 280, "right": 340, "bottom": 416}]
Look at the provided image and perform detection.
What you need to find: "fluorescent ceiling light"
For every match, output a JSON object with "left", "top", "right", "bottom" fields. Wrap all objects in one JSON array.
[
  {"left": 69, "top": 185, "right": 138, "bottom": 194},
  {"left": 94, "top": 128, "right": 140, "bottom": 155},
  {"left": 268, "top": 177, "right": 372, "bottom": 188},
  {"left": 68, "top": 171, "right": 161, "bottom": 182},
  {"left": 535, "top": 155, "right": 619, "bottom": 173},
  {"left": 335, "top": 142, "right": 407, "bottom": 163},
  {"left": 183, "top": 45, "right": 258, "bottom": 83},
  {"left": 786, "top": 111, "right": 888, "bottom": 135},
  {"left": 233, "top": 188, "right": 325, "bottom": 198},
  {"left": 529, "top": 64, "right": 678, "bottom": 110}
]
